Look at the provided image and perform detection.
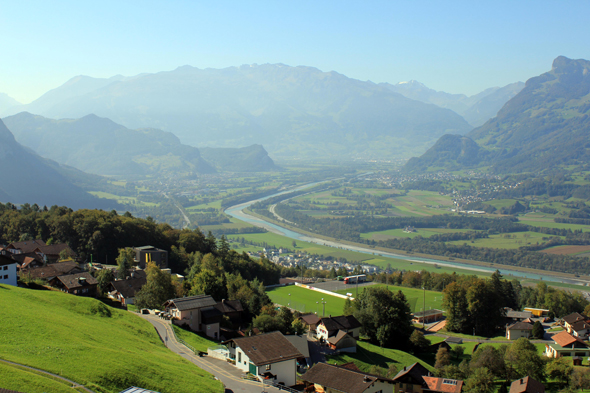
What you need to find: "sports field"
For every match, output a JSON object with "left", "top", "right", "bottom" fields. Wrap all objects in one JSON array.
[
  {"left": 267, "top": 285, "right": 347, "bottom": 317},
  {"left": 335, "top": 284, "right": 444, "bottom": 313}
]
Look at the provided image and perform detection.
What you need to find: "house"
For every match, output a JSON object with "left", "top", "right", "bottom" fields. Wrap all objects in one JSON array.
[
  {"left": 412, "top": 309, "right": 444, "bottom": 324},
  {"left": 224, "top": 331, "right": 302, "bottom": 386},
  {"left": 562, "top": 313, "right": 587, "bottom": 331},
  {"left": 327, "top": 330, "right": 357, "bottom": 353},
  {"left": 35, "top": 244, "right": 77, "bottom": 263},
  {"left": 20, "top": 261, "right": 81, "bottom": 282},
  {"left": 284, "top": 334, "right": 311, "bottom": 368},
  {"left": 108, "top": 271, "right": 147, "bottom": 306},
  {"left": 316, "top": 315, "right": 362, "bottom": 341},
  {"left": 11, "top": 252, "right": 44, "bottom": 270},
  {"left": 133, "top": 246, "right": 168, "bottom": 269},
  {"left": 214, "top": 299, "right": 244, "bottom": 324},
  {"left": 50, "top": 272, "right": 98, "bottom": 296},
  {"left": 5, "top": 239, "right": 46, "bottom": 254},
  {"left": 422, "top": 376, "right": 463, "bottom": 393},
  {"left": 163, "top": 294, "right": 222, "bottom": 339},
  {"left": 391, "top": 362, "right": 431, "bottom": 393},
  {"left": 299, "top": 313, "right": 321, "bottom": 331},
  {"left": 545, "top": 330, "right": 590, "bottom": 358},
  {"left": 429, "top": 341, "right": 452, "bottom": 353},
  {"left": 505, "top": 309, "right": 533, "bottom": 322},
  {"left": 567, "top": 320, "right": 590, "bottom": 339},
  {"left": 301, "top": 362, "right": 394, "bottom": 393},
  {"left": 506, "top": 322, "right": 533, "bottom": 340},
  {"left": 0, "top": 253, "right": 18, "bottom": 287},
  {"left": 509, "top": 376, "right": 545, "bottom": 393}
]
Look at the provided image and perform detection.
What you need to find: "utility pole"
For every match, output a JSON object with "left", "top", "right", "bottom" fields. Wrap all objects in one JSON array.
[
  {"left": 423, "top": 286, "right": 426, "bottom": 330},
  {"left": 321, "top": 298, "right": 327, "bottom": 317}
]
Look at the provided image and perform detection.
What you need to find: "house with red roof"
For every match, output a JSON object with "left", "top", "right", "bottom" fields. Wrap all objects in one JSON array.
[{"left": 545, "top": 330, "right": 590, "bottom": 358}]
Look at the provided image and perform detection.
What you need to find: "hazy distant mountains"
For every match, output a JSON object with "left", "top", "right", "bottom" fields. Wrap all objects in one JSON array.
[
  {"left": 0, "top": 93, "right": 20, "bottom": 114},
  {"left": 3, "top": 112, "right": 215, "bottom": 176},
  {"left": 0, "top": 119, "right": 113, "bottom": 208},
  {"left": 384, "top": 80, "right": 524, "bottom": 127},
  {"left": 2, "top": 64, "right": 473, "bottom": 159},
  {"left": 405, "top": 56, "right": 590, "bottom": 173},
  {"left": 200, "top": 145, "right": 278, "bottom": 172}
]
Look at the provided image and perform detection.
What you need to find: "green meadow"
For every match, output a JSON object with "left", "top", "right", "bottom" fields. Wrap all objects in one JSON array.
[
  {"left": 0, "top": 361, "right": 77, "bottom": 393},
  {"left": 0, "top": 285, "right": 223, "bottom": 393}
]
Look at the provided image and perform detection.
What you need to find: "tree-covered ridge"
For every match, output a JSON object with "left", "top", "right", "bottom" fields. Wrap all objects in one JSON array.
[{"left": 404, "top": 56, "right": 590, "bottom": 173}]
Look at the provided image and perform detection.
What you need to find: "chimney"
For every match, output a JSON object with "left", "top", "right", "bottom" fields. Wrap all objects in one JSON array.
[
  {"left": 363, "top": 376, "right": 369, "bottom": 383},
  {"left": 520, "top": 379, "right": 524, "bottom": 384}
]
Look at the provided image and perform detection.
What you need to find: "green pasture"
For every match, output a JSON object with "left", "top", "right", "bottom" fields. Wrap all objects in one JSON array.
[
  {"left": 186, "top": 199, "right": 222, "bottom": 210},
  {"left": 199, "top": 217, "right": 257, "bottom": 231},
  {"left": 267, "top": 285, "right": 347, "bottom": 317},
  {"left": 447, "top": 231, "right": 561, "bottom": 250},
  {"left": 327, "top": 340, "right": 434, "bottom": 372},
  {"left": 0, "top": 361, "right": 77, "bottom": 393},
  {"left": 335, "top": 284, "right": 444, "bottom": 313},
  {"left": 0, "top": 284, "right": 223, "bottom": 393},
  {"left": 361, "top": 227, "right": 473, "bottom": 241},
  {"left": 519, "top": 216, "right": 590, "bottom": 232},
  {"left": 89, "top": 191, "right": 159, "bottom": 207},
  {"left": 172, "top": 325, "right": 218, "bottom": 353}
]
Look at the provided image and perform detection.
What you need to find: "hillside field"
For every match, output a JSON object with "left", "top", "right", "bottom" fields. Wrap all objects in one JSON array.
[
  {"left": 335, "top": 284, "right": 444, "bottom": 313},
  {"left": 0, "top": 284, "right": 223, "bottom": 393},
  {"left": 267, "top": 285, "right": 347, "bottom": 316}
]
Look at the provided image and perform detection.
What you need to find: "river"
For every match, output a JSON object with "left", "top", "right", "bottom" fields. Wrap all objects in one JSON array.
[{"left": 225, "top": 183, "right": 590, "bottom": 287}]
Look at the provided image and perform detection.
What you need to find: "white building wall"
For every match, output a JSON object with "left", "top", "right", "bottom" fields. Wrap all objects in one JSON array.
[
  {"left": 261, "top": 359, "right": 297, "bottom": 386},
  {"left": 235, "top": 348, "right": 249, "bottom": 372},
  {"left": 0, "top": 263, "right": 17, "bottom": 287}
]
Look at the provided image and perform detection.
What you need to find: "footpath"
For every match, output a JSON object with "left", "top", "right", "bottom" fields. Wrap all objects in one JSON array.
[
  {"left": 0, "top": 358, "right": 95, "bottom": 393},
  {"left": 139, "top": 314, "right": 286, "bottom": 393}
]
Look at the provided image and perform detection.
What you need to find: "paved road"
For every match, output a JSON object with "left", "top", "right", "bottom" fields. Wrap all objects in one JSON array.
[
  {"left": 0, "top": 358, "right": 95, "bottom": 393},
  {"left": 140, "top": 314, "right": 285, "bottom": 393}
]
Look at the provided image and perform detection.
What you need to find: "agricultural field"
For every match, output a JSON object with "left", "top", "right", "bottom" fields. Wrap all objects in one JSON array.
[
  {"left": 447, "top": 231, "right": 561, "bottom": 250},
  {"left": 88, "top": 191, "right": 159, "bottom": 207},
  {"left": 540, "top": 245, "right": 590, "bottom": 256},
  {"left": 335, "top": 284, "right": 444, "bottom": 313},
  {"left": 199, "top": 217, "right": 258, "bottom": 232},
  {"left": 361, "top": 228, "right": 474, "bottom": 241},
  {"left": 0, "top": 284, "right": 223, "bottom": 393},
  {"left": 266, "top": 285, "right": 347, "bottom": 317}
]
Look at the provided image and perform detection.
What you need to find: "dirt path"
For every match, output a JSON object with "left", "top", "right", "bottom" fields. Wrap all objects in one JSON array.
[{"left": 0, "top": 358, "right": 95, "bottom": 392}]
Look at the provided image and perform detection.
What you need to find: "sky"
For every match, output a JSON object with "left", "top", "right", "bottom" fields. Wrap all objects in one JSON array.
[{"left": 1, "top": 1, "right": 589, "bottom": 103}]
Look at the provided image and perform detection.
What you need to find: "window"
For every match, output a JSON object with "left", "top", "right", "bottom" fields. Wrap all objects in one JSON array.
[
  {"left": 3, "top": 266, "right": 7, "bottom": 270},
  {"left": 443, "top": 380, "right": 458, "bottom": 385},
  {"left": 266, "top": 364, "right": 271, "bottom": 371},
  {"left": 3, "top": 275, "right": 8, "bottom": 279},
  {"left": 238, "top": 352, "right": 241, "bottom": 363}
]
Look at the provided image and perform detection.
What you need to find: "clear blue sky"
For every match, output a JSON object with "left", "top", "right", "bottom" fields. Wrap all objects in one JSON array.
[{"left": 1, "top": 1, "right": 589, "bottom": 103}]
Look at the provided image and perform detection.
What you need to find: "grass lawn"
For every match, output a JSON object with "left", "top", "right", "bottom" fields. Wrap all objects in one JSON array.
[
  {"left": 360, "top": 228, "right": 473, "bottom": 241},
  {"left": 172, "top": 325, "right": 219, "bottom": 353},
  {"left": 447, "top": 231, "right": 560, "bottom": 250},
  {"left": 266, "top": 285, "right": 347, "bottom": 317},
  {"left": 0, "top": 284, "right": 223, "bottom": 393},
  {"left": 0, "top": 361, "right": 77, "bottom": 393},
  {"left": 88, "top": 191, "right": 158, "bottom": 207},
  {"left": 334, "top": 284, "right": 444, "bottom": 313},
  {"left": 327, "top": 340, "right": 434, "bottom": 372}
]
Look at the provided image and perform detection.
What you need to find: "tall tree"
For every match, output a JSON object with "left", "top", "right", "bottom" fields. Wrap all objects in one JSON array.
[
  {"left": 504, "top": 337, "right": 546, "bottom": 382},
  {"left": 116, "top": 247, "right": 135, "bottom": 279},
  {"left": 442, "top": 282, "right": 469, "bottom": 333},
  {"left": 135, "top": 262, "right": 176, "bottom": 309}
]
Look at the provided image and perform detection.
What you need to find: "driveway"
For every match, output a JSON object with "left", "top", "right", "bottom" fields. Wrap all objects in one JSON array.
[{"left": 140, "top": 314, "right": 286, "bottom": 393}]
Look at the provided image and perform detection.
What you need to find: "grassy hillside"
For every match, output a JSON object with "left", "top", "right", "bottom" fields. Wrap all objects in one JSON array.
[
  {"left": 0, "top": 361, "right": 76, "bottom": 393},
  {"left": 0, "top": 285, "right": 223, "bottom": 393}
]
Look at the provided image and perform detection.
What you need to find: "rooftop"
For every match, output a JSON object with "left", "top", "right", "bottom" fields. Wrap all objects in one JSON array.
[
  {"left": 301, "top": 362, "right": 392, "bottom": 393},
  {"left": 165, "top": 294, "right": 217, "bottom": 311},
  {"left": 227, "top": 331, "right": 302, "bottom": 366}
]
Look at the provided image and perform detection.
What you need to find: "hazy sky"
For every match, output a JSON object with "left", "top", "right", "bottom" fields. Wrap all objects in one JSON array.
[{"left": 2, "top": 1, "right": 589, "bottom": 103}]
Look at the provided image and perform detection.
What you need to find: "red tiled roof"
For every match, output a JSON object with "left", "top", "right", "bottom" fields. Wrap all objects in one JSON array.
[
  {"left": 509, "top": 376, "right": 545, "bottom": 393},
  {"left": 423, "top": 376, "right": 463, "bottom": 393},
  {"left": 552, "top": 331, "right": 578, "bottom": 347}
]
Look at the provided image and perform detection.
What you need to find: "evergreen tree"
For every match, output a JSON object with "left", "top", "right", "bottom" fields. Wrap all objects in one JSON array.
[{"left": 532, "top": 321, "right": 545, "bottom": 339}]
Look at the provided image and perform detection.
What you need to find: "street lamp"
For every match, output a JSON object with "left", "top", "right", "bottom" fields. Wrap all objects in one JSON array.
[
  {"left": 321, "top": 298, "right": 327, "bottom": 317},
  {"left": 288, "top": 293, "right": 291, "bottom": 308},
  {"left": 316, "top": 301, "right": 319, "bottom": 314}
]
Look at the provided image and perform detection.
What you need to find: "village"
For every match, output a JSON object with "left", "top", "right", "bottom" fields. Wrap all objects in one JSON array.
[{"left": 3, "top": 237, "right": 590, "bottom": 393}]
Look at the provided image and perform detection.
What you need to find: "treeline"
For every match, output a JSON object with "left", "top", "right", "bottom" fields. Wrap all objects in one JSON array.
[
  {"left": 374, "top": 269, "right": 587, "bottom": 335},
  {"left": 220, "top": 187, "right": 279, "bottom": 209}
]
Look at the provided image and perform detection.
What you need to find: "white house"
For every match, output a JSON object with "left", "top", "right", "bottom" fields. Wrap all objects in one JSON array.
[
  {"left": 224, "top": 331, "right": 302, "bottom": 386},
  {"left": 316, "top": 315, "right": 361, "bottom": 341},
  {"left": 0, "top": 252, "right": 18, "bottom": 287},
  {"left": 163, "top": 294, "right": 222, "bottom": 339}
]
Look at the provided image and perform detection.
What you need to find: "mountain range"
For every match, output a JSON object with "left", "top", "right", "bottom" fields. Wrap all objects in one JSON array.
[
  {"left": 0, "top": 93, "right": 20, "bottom": 114},
  {"left": 2, "top": 64, "right": 474, "bottom": 159},
  {"left": 384, "top": 80, "right": 525, "bottom": 127},
  {"left": 0, "top": 119, "right": 114, "bottom": 209},
  {"left": 405, "top": 56, "right": 590, "bottom": 173}
]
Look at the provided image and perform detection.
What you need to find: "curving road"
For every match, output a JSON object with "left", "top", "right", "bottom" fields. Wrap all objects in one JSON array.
[{"left": 139, "top": 313, "right": 285, "bottom": 393}]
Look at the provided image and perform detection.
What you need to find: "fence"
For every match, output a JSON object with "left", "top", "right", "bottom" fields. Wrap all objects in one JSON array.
[
  {"left": 295, "top": 282, "right": 354, "bottom": 300},
  {"left": 207, "top": 345, "right": 230, "bottom": 361},
  {"left": 170, "top": 326, "right": 198, "bottom": 355}
]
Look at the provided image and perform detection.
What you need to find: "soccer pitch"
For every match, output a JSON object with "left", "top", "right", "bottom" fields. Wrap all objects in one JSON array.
[{"left": 266, "top": 285, "right": 347, "bottom": 317}]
